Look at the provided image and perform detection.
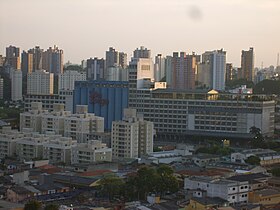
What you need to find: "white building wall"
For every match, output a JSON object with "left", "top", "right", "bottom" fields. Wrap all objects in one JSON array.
[
  {"left": 58, "top": 70, "right": 86, "bottom": 91},
  {"left": 27, "top": 70, "right": 54, "bottom": 95}
]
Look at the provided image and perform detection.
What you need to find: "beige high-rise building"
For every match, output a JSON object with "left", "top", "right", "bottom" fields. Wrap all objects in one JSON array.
[
  {"left": 42, "top": 45, "right": 64, "bottom": 75},
  {"left": 21, "top": 50, "right": 34, "bottom": 76},
  {"left": 241, "top": 47, "right": 254, "bottom": 81},
  {"left": 171, "top": 52, "right": 197, "bottom": 90},
  {"left": 27, "top": 70, "right": 54, "bottom": 95},
  {"left": 111, "top": 108, "right": 154, "bottom": 159}
]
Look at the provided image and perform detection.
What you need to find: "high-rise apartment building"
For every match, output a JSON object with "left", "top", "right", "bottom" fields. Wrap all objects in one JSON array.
[
  {"left": 105, "top": 47, "right": 128, "bottom": 68},
  {"left": 200, "top": 49, "right": 226, "bottom": 90},
  {"left": 27, "top": 70, "right": 54, "bottom": 95},
  {"left": 226, "top": 63, "right": 233, "bottom": 82},
  {"left": 58, "top": 70, "right": 86, "bottom": 91},
  {"left": 133, "top": 46, "right": 151, "bottom": 59},
  {"left": 171, "top": 52, "right": 197, "bottom": 90},
  {"left": 10, "top": 70, "right": 22, "bottom": 101},
  {"left": 21, "top": 50, "right": 34, "bottom": 76},
  {"left": 154, "top": 54, "right": 166, "bottom": 82},
  {"left": 6, "top": 45, "right": 20, "bottom": 70},
  {"left": 105, "top": 47, "right": 128, "bottom": 80},
  {"left": 241, "top": 47, "right": 254, "bottom": 81},
  {"left": 0, "top": 55, "right": 5, "bottom": 67},
  {"left": 0, "top": 76, "right": 3, "bottom": 100},
  {"left": 111, "top": 108, "right": 154, "bottom": 159},
  {"left": 197, "top": 62, "right": 211, "bottom": 89},
  {"left": 119, "top": 52, "right": 128, "bottom": 69},
  {"left": 86, "top": 57, "right": 105, "bottom": 80},
  {"left": 28, "top": 46, "right": 43, "bottom": 70},
  {"left": 136, "top": 58, "right": 154, "bottom": 89},
  {"left": 42, "top": 45, "right": 64, "bottom": 75},
  {"left": 165, "top": 56, "right": 173, "bottom": 87}
]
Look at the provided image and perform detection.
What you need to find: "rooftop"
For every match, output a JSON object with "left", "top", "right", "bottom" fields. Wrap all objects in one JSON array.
[{"left": 227, "top": 173, "right": 270, "bottom": 182}]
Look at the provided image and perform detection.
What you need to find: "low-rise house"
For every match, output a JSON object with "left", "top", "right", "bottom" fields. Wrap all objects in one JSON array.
[
  {"left": 231, "top": 149, "right": 280, "bottom": 166},
  {"left": 227, "top": 173, "right": 270, "bottom": 192},
  {"left": 187, "top": 154, "right": 220, "bottom": 167},
  {"left": 184, "top": 176, "right": 249, "bottom": 205},
  {"left": 7, "top": 186, "right": 36, "bottom": 202},
  {"left": 248, "top": 188, "right": 280, "bottom": 205},
  {"left": 208, "top": 161, "right": 267, "bottom": 174},
  {"left": 268, "top": 177, "right": 280, "bottom": 188},
  {"left": 51, "top": 173, "right": 100, "bottom": 188},
  {"left": 185, "top": 197, "right": 229, "bottom": 210}
]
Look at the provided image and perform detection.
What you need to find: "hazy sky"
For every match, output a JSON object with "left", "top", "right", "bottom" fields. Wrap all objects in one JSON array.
[{"left": 0, "top": 0, "right": 279, "bottom": 67}]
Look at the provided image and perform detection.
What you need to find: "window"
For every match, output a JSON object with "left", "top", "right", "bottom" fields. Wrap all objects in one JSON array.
[{"left": 232, "top": 196, "right": 235, "bottom": 199}]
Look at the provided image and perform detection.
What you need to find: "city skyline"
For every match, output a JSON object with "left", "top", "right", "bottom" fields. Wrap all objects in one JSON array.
[{"left": 0, "top": 0, "right": 279, "bottom": 68}]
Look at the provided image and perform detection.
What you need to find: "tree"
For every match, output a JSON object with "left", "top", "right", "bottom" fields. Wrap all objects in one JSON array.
[
  {"left": 245, "top": 156, "right": 261, "bottom": 165},
  {"left": 156, "top": 165, "right": 178, "bottom": 196},
  {"left": 253, "top": 79, "right": 280, "bottom": 94},
  {"left": 271, "top": 168, "right": 280, "bottom": 177},
  {"left": 24, "top": 200, "right": 42, "bottom": 210},
  {"left": 44, "top": 204, "right": 59, "bottom": 210},
  {"left": 98, "top": 174, "right": 125, "bottom": 200}
]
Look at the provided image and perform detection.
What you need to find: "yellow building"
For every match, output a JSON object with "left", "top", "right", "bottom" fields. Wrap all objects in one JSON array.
[
  {"left": 248, "top": 188, "right": 280, "bottom": 205},
  {"left": 185, "top": 197, "right": 229, "bottom": 210}
]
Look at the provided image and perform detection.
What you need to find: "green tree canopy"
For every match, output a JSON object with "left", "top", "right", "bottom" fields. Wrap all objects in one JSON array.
[
  {"left": 245, "top": 155, "right": 261, "bottom": 165},
  {"left": 44, "top": 204, "right": 59, "bottom": 210},
  {"left": 24, "top": 200, "right": 42, "bottom": 210},
  {"left": 253, "top": 79, "right": 280, "bottom": 94},
  {"left": 98, "top": 174, "right": 125, "bottom": 200},
  {"left": 226, "top": 79, "right": 255, "bottom": 89},
  {"left": 271, "top": 168, "right": 280, "bottom": 177}
]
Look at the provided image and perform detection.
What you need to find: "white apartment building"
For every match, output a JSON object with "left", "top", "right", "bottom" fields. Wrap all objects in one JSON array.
[
  {"left": 71, "top": 140, "right": 112, "bottom": 164},
  {"left": 41, "top": 104, "right": 70, "bottom": 135},
  {"left": 184, "top": 177, "right": 249, "bottom": 205},
  {"left": 58, "top": 70, "right": 86, "bottom": 91},
  {"left": 16, "top": 133, "right": 47, "bottom": 161},
  {"left": 43, "top": 136, "right": 74, "bottom": 165},
  {"left": 21, "top": 103, "right": 104, "bottom": 143},
  {"left": 10, "top": 69, "right": 22, "bottom": 101},
  {"left": 20, "top": 102, "right": 46, "bottom": 133},
  {"left": 106, "top": 66, "right": 128, "bottom": 81},
  {"left": 0, "top": 127, "right": 25, "bottom": 158},
  {"left": 64, "top": 105, "right": 104, "bottom": 143},
  {"left": 27, "top": 70, "right": 54, "bottom": 95},
  {"left": 111, "top": 108, "right": 154, "bottom": 159}
]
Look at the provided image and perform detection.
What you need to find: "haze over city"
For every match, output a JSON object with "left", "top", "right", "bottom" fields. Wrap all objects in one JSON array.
[{"left": 0, "top": 0, "right": 279, "bottom": 67}]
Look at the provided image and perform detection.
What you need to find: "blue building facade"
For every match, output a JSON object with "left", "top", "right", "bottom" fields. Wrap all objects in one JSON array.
[{"left": 74, "top": 81, "right": 129, "bottom": 130}]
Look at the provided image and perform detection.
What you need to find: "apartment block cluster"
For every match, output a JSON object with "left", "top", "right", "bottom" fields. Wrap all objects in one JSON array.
[
  {"left": 0, "top": 45, "right": 276, "bottom": 140},
  {"left": 0, "top": 101, "right": 154, "bottom": 164}
]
